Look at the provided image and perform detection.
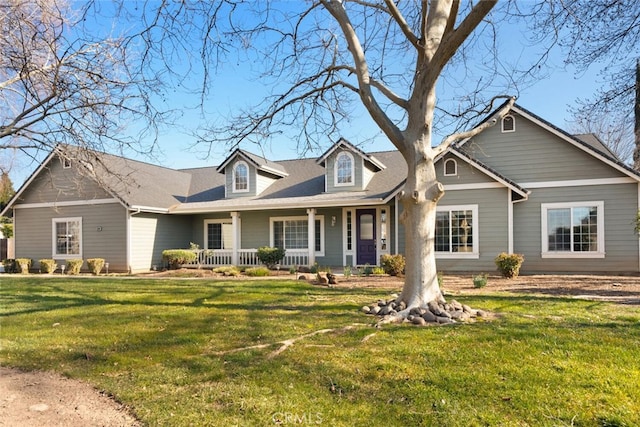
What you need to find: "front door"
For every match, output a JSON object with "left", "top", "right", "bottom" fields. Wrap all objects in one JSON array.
[{"left": 356, "top": 209, "right": 376, "bottom": 265}]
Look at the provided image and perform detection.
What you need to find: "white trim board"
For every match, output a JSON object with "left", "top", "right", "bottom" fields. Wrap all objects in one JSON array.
[{"left": 13, "top": 198, "right": 120, "bottom": 209}]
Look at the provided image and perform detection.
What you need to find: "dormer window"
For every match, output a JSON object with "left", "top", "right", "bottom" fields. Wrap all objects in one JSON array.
[
  {"left": 233, "top": 161, "right": 249, "bottom": 193},
  {"left": 444, "top": 158, "right": 457, "bottom": 176},
  {"left": 502, "top": 115, "right": 515, "bottom": 133},
  {"left": 335, "top": 152, "right": 354, "bottom": 186}
]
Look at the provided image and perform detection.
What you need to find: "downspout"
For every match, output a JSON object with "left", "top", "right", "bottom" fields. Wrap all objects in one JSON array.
[{"left": 127, "top": 207, "right": 141, "bottom": 274}]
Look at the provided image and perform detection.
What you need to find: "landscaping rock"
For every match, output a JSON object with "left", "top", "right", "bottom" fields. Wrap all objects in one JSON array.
[
  {"left": 363, "top": 292, "right": 490, "bottom": 325},
  {"left": 422, "top": 310, "right": 437, "bottom": 322}
]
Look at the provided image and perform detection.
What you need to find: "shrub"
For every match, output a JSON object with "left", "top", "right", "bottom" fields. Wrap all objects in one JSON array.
[
  {"left": 162, "top": 249, "right": 197, "bottom": 269},
  {"left": 245, "top": 266, "right": 271, "bottom": 277},
  {"left": 380, "top": 254, "right": 406, "bottom": 276},
  {"left": 256, "top": 246, "right": 286, "bottom": 269},
  {"left": 87, "top": 258, "right": 105, "bottom": 275},
  {"left": 494, "top": 252, "right": 524, "bottom": 278},
  {"left": 473, "top": 273, "right": 488, "bottom": 288},
  {"left": 343, "top": 266, "right": 352, "bottom": 279},
  {"left": 362, "top": 264, "right": 373, "bottom": 276},
  {"left": 372, "top": 267, "right": 385, "bottom": 275},
  {"left": 66, "top": 259, "right": 84, "bottom": 275},
  {"left": 16, "top": 258, "right": 32, "bottom": 274},
  {"left": 213, "top": 266, "right": 241, "bottom": 276},
  {"left": 39, "top": 259, "right": 58, "bottom": 274},
  {"left": 2, "top": 259, "right": 16, "bottom": 273}
]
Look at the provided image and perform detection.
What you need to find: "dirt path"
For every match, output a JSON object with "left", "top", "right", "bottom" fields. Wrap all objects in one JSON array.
[
  {"left": 0, "top": 368, "right": 141, "bottom": 427},
  {"left": 1, "top": 273, "right": 638, "bottom": 426}
]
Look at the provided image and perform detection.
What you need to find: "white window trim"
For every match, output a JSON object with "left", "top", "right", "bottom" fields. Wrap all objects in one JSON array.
[
  {"left": 52, "top": 217, "right": 82, "bottom": 259},
  {"left": 541, "top": 201, "right": 605, "bottom": 258},
  {"left": 269, "top": 215, "right": 325, "bottom": 256},
  {"left": 501, "top": 115, "right": 515, "bottom": 133},
  {"left": 444, "top": 158, "right": 457, "bottom": 176},
  {"left": 204, "top": 219, "right": 234, "bottom": 250},
  {"left": 232, "top": 160, "right": 250, "bottom": 193},
  {"left": 435, "top": 204, "right": 479, "bottom": 259},
  {"left": 334, "top": 152, "right": 355, "bottom": 187}
]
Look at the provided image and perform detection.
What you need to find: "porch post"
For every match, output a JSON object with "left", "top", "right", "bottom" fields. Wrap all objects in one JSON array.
[
  {"left": 307, "top": 208, "right": 316, "bottom": 267},
  {"left": 231, "top": 211, "right": 240, "bottom": 265}
]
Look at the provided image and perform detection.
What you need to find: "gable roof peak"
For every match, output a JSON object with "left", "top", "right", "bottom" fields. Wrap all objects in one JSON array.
[
  {"left": 216, "top": 148, "right": 288, "bottom": 177},
  {"left": 316, "top": 137, "right": 386, "bottom": 170}
]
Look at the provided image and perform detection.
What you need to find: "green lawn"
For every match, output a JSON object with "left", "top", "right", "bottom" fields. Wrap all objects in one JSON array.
[{"left": 1, "top": 277, "right": 639, "bottom": 426}]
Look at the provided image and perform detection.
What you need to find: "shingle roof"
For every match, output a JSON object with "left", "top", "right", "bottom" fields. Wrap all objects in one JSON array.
[
  {"left": 171, "top": 150, "right": 407, "bottom": 214},
  {"left": 60, "top": 145, "right": 193, "bottom": 211}
]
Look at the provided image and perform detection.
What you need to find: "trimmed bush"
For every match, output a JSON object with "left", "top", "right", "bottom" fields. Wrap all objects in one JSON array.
[
  {"left": 494, "top": 252, "right": 524, "bottom": 278},
  {"left": 162, "top": 249, "right": 197, "bottom": 270},
  {"left": 66, "top": 259, "right": 84, "bottom": 275},
  {"left": 380, "top": 254, "right": 405, "bottom": 276},
  {"left": 245, "top": 266, "right": 271, "bottom": 277},
  {"left": 473, "top": 273, "right": 488, "bottom": 288},
  {"left": 2, "top": 259, "right": 16, "bottom": 273},
  {"left": 213, "top": 266, "right": 241, "bottom": 276},
  {"left": 16, "top": 258, "right": 32, "bottom": 274},
  {"left": 256, "top": 246, "right": 286, "bottom": 269},
  {"left": 39, "top": 259, "right": 58, "bottom": 274},
  {"left": 87, "top": 258, "right": 105, "bottom": 275}
]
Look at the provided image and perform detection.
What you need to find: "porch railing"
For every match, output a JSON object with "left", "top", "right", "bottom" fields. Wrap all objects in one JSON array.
[{"left": 183, "top": 249, "right": 309, "bottom": 268}]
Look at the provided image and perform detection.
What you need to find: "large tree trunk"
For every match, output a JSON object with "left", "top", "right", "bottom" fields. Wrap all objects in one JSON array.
[{"left": 398, "top": 151, "right": 445, "bottom": 310}]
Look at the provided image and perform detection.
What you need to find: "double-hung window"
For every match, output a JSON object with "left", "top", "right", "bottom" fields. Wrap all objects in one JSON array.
[
  {"left": 271, "top": 216, "right": 324, "bottom": 255},
  {"left": 434, "top": 205, "right": 478, "bottom": 258},
  {"left": 205, "top": 220, "right": 233, "bottom": 250},
  {"left": 541, "top": 202, "right": 604, "bottom": 258},
  {"left": 52, "top": 217, "right": 82, "bottom": 258}
]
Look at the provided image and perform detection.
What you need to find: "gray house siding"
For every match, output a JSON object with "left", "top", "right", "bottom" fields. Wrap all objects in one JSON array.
[
  {"left": 437, "top": 154, "right": 496, "bottom": 185},
  {"left": 130, "top": 213, "right": 192, "bottom": 272},
  {"left": 224, "top": 162, "right": 258, "bottom": 198},
  {"left": 514, "top": 184, "right": 639, "bottom": 273},
  {"left": 465, "top": 113, "right": 627, "bottom": 183},
  {"left": 19, "top": 156, "right": 113, "bottom": 204},
  {"left": 14, "top": 202, "right": 127, "bottom": 272},
  {"left": 325, "top": 150, "right": 365, "bottom": 193}
]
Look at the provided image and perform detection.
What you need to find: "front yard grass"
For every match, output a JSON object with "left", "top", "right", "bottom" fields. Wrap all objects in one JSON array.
[{"left": 1, "top": 277, "right": 639, "bottom": 426}]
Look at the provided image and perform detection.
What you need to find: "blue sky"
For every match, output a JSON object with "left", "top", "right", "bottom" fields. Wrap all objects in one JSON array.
[{"left": 6, "top": 5, "right": 612, "bottom": 188}]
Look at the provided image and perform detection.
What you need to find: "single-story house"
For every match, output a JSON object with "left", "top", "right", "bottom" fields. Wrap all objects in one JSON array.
[{"left": 2, "top": 102, "right": 640, "bottom": 274}]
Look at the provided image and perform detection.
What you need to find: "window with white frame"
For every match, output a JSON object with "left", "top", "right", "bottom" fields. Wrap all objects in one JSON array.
[
  {"left": 502, "top": 115, "right": 515, "bottom": 133},
  {"left": 61, "top": 157, "right": 71, "bottom": 169},
  {"left": 434, "top": 206, "right": 478, "bottom": 256},
  {"left": 52, "top": 217, "right": 82, "bottom": 258},
  {"left": 233, "top": 161, "right": 249, "bottom": 192},
  {"left": 444, "top": 158, "right": 457, "bottom": 176},
  {"left": 541, "top": 202, "right": 604, "bottom": 258},
  {"left": 205, "top": 220, "right": 233, "bottom": 250},
  {"left": 271, "top": 216, "right": 324, "bottom": 255},
  {"left": 335, "top": 152, "right": 354, "bottom": 186}
]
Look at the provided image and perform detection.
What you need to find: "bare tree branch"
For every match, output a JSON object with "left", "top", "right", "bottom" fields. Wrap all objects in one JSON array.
[{"left": 433, "top": 95, "right": 516, "bottom": 157}]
